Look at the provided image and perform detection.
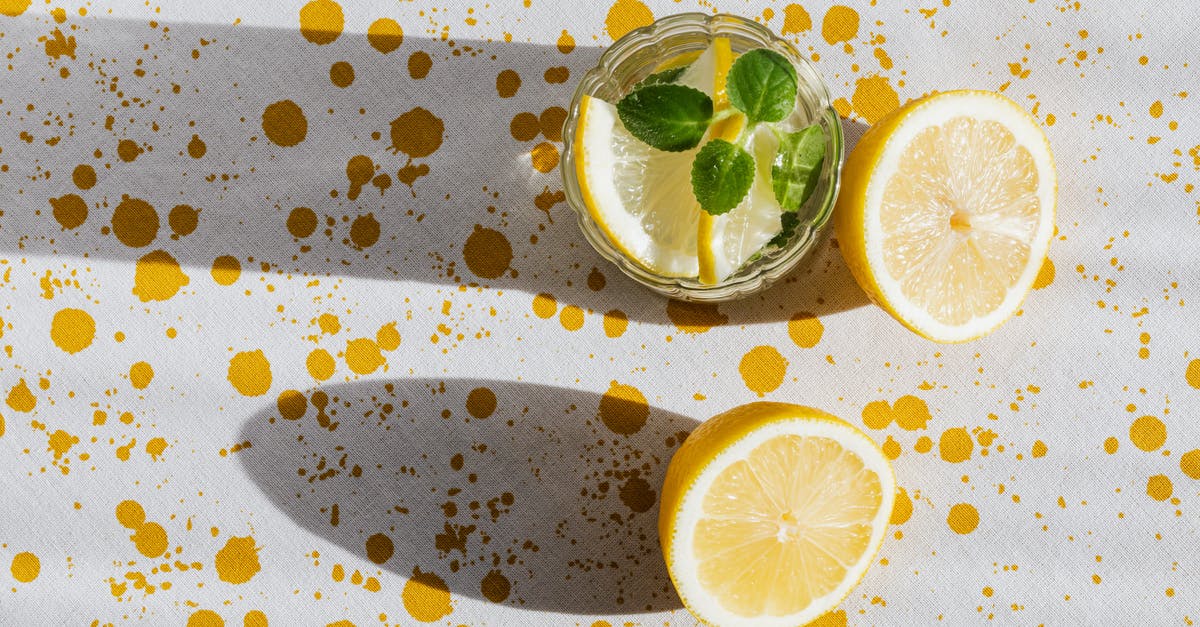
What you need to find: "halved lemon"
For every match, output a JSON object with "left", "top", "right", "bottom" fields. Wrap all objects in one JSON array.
[
  {"left": 573, "top": 43, "right": 725, "bottom": 278},
  {"left": 660, "top": 402, "right": 895, "bottom": 626},
  {"left": 834, "top": 90, "right": 1056, "bottom": 342}
]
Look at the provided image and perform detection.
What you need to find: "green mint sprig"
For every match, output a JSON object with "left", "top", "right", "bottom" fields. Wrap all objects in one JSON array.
[{"left": 615, "top": 47, "right": 823, "bottom": 229}]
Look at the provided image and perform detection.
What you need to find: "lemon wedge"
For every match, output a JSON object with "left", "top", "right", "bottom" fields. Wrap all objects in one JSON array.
[
  {"left": 834, "top": 90, "right": 1056, "bottom": 342},
  {"left": 573, "top": 43, "right": 726, "bottom": 277},
  {"left": 660, "top": 402, "right": 895, "bottom": 626}
]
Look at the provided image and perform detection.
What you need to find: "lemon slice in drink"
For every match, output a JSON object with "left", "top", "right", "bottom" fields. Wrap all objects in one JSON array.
[
  {"left": 659, "top": 402, "right": 895, "bottom": 626},
  {"left": 572, "top": 43, "right": 725, "bottom": 277},
  {"left": 834, "top": 90, "right": 1056, "bottom": 342}
]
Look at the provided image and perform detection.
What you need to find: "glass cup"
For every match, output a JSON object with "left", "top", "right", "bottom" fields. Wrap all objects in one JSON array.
[{"left": 561, "top": 12, "right": 844, "bottom": 302}]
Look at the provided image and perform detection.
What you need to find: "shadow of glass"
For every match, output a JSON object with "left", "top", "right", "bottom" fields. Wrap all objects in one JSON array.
[
  {"left": 3, "top": 14, "right": 870, "bottom": 325},
  {"left": 236, "top": 378, "right": 699, "bottom": 615}
]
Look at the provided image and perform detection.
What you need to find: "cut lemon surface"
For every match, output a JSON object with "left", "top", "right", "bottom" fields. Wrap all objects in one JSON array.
[
  {"left": 659, "top": 402, "right": 895, "bottom": 627},
  {"left": 573, "top": 43, "right": 725, "bottom": 278},
  {"left": 834, "top": 90, "right": 1056, "bottom": 342}
]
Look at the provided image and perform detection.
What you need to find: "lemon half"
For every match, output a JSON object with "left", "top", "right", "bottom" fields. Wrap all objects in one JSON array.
[
  {"left": 659, "top": 402, "right": 895, "bottom": 626},
  {"left": 834, "top": 90, "right": 1057, "bottom": 342}
]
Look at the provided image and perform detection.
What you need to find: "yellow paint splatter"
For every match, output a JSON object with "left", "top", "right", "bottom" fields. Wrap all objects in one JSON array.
[
  {"left": 1149, "top": 100, "right": 1163, "bottom": 118},
  {"left": 112, "top": 196, "right": 159, "bottom": 248},
  {"left": 462, "top": 226, "right": 512, "bottom": 279},
  {"left": 129, "top": 361, "right": 155, "bottom": 389},
  {"left": 365, "top": 533, "right": 394, "bottom": 564},
  {"left": 851, "top": 75, "right": 900, "bottom": 125},
  {"left": 49, "top": 194, "right": 88, "bottom": 230},
  {"left": 599, "top": 381, "right": 649, "bottom": 435},
  {"left": 50, "top": 307, "right": 95, "bottom": 354},
  {"left": 1146, "top": 474, "right": 1172, "bottom": 501},
  {"left": 277, "top": 390, "right": 307, "bottom": 421},
  {"left": 1180, "top": 449, "right": 1200, "bottom": 480},
  {"left": 133, "top": 250, "right": 190, "bottom": 302},
  {"left": 862, "top": 400, "right": 892, "bottom": 430},
  {"left": 10, "top": 552, "right": 40, "bottom": 583},
  {"left": 890, "top": 487, "right": 913, "bottom": 525},
  {"left": 602, "top": 310, "right": 628, "bottom": 338},
  {"left": 345, "top": 338, "right": 385, "bottom": 375},
  {"left": 228, "top": 350, "right": 272, "bottom": 397},
  {"left": 808, "top": 610, "right": 848, "bottom": 627},
  {"left": 1032, "top": 440, "right": 1048, "bottom": 458},
  {"left": 116, "top": 500, "right": 146, "bottom": 529},
  {"left": 187, "top": 609, "right": 225, "bottom": 627},
  {"left": 739, "top": 346, "right": 788, "bottom": 397},
  {"left": 299, "top": 0, "right": 343, "bottom": 45},
  {"left": 408, "top": 51, "right": 432, "bottom": 79},
  {"left": 1186, "top": 359, "right": 1200, "bottom": 389},
  {"left": 389, "top": 107, "right": 444, "bottom": 158},
  {"left": 894, "top": 395, "right": 931, "bottom": 430},
  {"left": 287, "top": 207, "right": 318, "bottom": 238},
  {"left": 132, "top": 522, "right": 168, "bottom": 558},
  {"left": 243, "top": 610, "right": 267, "bottom": 627},
  {"left": 1033, "top": 257, "right": 1055, "bottom": 289},
  {"left": 1129, "top": 415, "right": 1166, "bottom": 451},
  {"left": 939, "top": 427, "right": 973, "bottom": 463},
  {"left": 211, "top": 256, "right": 241, "bottom": 286},
  {"left": 0, "top": 0, "right": 32, "bottom": 18},
  {"left": 882, "top": 435, "right": 901, "bottom": 459},
  {"left": 72, "top": 164, "right": 96, "bottom": 190},
  {"left": 947, "top": 502, "right": 979, "bottom": 534},
  {"left": 307, "top": 348, "right": 336, "bottom": 381},
  {"left": 330, "top": 61, "right": 355, "bottom": 88},
  {"left": 821, "top": 5, "right": 859, "bottom": 44},
  {"left": 782, "top": 4, "right": 812, "bottom": 34},
  {"left": 466, "top": 387, "right": 496, "bottom": 419},
  {"left": 480, "top": 569, "right": 511, "bottom": 603},
  {"left": 6, "top": 379, "right": 36, "bottom": 413},
  {"left": 666, "top": 299, "right": 727, "bottom": 334},
  {"left": 47, "top": 429, "right": 78, "bottom": 460},
  {"left": 605, "top": 0, "right": 653, "bottom": 41},
  {"left": 787, "top": 311, "right": 823, "bottom": 348},
  {"left": 261, "top": 100, "right": 308, "bottom": 148},
  {"left": 532, "top": 293, "right": 557, "bottom": 318},
  {"left": 367, "top": 18, "right": 403, "bottom": 54},
  {"left": 215, "top": 536, "right": 261, "bottom": 584},
  {"left": 146, "top": 437, "right": 168, "bottom": 461},
  {"left": 557, "top": 30, "right": 575, "bottom": 54},
  {"left": 496, "top": 70, "right": 521, "bottom": 98},
  {"left": 187, "top": 135, "right": 207, "bottom": 159},
  {"left": 376, "top": 322, "right": 401, "bottom": 351},
  {"left": 559, "top": 305, "right": 584, "bottom": 331},
  {"left": 402, "top": 567, "right": 453, "bottom": 622}
]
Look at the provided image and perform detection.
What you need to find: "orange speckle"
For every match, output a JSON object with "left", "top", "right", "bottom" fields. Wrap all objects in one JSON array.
[{"left": 496, "top": 69, "right": 521, "bottom": 98}]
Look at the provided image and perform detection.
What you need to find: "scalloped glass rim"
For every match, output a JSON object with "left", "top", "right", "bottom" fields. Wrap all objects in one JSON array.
[{"left": 561, "top": 12, "right": 844, "bottom": 302}]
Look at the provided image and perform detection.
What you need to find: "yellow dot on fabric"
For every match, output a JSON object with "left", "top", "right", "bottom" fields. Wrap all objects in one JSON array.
[
  {"left": 1146, "top": 474, "right": 1173, "bottom": 501},
  {"left": 1180, "top": 450, "right": 1200, "bottom": 480},
  {"left": 947, "top": 502, "right": 979, "bottom": 534},
  {"left": 50, "top": 307, "right": 96, "bottom": 354},
  {"left": 739, "top": 346, "right": 788, "bottom": 397},
  {"left": 1129, "top": 415, "right": 1167, "bottom": 451},
  {"left": 10, "top": 552, "right": 40, "bottom": 583},
  {"left": 228, "top": 350, "right": 272, "bottom": 397},
  {"left": 939, "top": 427, "right": 973, "bottom": 463}
]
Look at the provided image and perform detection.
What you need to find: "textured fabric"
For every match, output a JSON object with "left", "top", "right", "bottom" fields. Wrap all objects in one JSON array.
[{"left": 1, "top": 0, "right": 1197, "bottom": 625}]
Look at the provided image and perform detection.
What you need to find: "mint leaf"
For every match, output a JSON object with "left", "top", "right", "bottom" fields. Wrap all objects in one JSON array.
[
  {"left": 616, "top": 84, "right": 713, "bottom": 152},
  {"left": 636, "top": 65, "right": 688, "bottom": 88},
  {"left": 772, "top": 125, "right": 826, "bottom": 210},
  {"left": 691, "top": 139, "right": 755, "bottom": 215},
  {"left": 768, "top": 211, "right": 801, "bottom": 248},
  {"left": 726, "top": 49, "right": 798, "bottom": 125}
]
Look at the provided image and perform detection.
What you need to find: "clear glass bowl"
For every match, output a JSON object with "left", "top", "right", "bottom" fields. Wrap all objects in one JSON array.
[{"left": 561, "top": 12, "right": 844, "bottom": 302}]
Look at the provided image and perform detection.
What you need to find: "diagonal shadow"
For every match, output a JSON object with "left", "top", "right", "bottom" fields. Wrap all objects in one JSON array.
[
  {"left": 1, "top": 13, "right": 869, "bottom": 324},
  {"left": 237, "top": 378, "right": 699, "bottom": 615}
]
